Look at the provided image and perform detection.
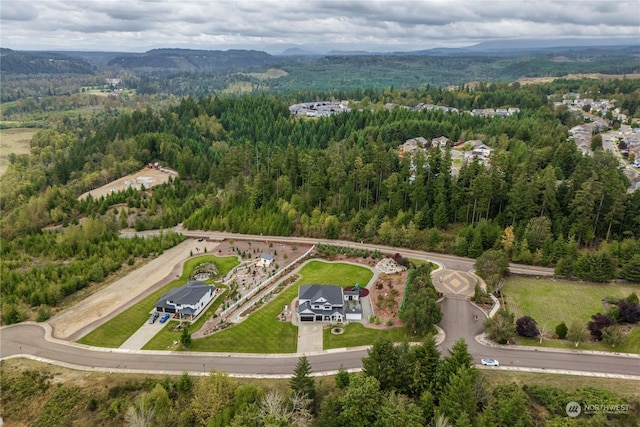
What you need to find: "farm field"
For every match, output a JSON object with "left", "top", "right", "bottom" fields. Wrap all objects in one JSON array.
[{"left": 0, "top": 128, "right": 36, "bottom": 177}]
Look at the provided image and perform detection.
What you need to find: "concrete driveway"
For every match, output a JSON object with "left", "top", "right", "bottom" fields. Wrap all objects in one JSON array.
[
  {"left": 119, "top": 317, "right": 168, "bottom": 350},
  {"left": 297, "top": 322, "right": 324, "bottom": 353}
]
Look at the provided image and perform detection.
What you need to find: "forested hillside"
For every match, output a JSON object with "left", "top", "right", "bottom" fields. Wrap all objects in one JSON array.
[
  {"left": 2, "top": 46, "right": 639, "bottom": 102},
  {"left": 0, "top": 48, "right": 95, "bottom": 75},
  {"left": 2, "top": 81, "right": 640, "bottom": 324}
]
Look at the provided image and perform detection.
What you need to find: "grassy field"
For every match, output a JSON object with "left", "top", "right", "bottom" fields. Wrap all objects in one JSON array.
[
  {"left": 514, "top": 326, "right": 640, "bottom": 354},
  {"left": 504, "top": 276, "right": 640, "bottom": 353},
  {"left": 78, "top": 255, "right": 239, "bottom": 348},
  {"left": 182, "top": 260, "right": 374, "bottom": 353},
  {"left": 504, "top": 277, "right": 639, "bottom": 326},
  {"left": 0, "top": 128, "right": 36, "bottom": 177},
  {"left": 481, "top": 370, "right": 640, "bottom": 398}
]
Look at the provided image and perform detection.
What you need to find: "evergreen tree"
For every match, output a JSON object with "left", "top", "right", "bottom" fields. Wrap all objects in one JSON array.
[
  {"left": 180, "top": 324, "right": 191, "bottom": 348},
  {"left": 290, "top": 355, "right": 315, "bottom": 400}
]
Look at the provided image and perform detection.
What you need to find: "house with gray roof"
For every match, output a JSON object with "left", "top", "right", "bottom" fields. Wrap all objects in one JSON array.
[
  {"left": 155, "top": 281, "right": 216, "bottom": 321},
  {"left": 298, "top": 284, "right": 346, "bottom": 323},
  {"left": 260, "top": 252, "right": 274, "bottom": 265}
]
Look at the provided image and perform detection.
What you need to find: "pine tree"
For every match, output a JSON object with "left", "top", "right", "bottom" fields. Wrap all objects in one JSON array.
[
  {"left": 180, "top": 324, "right": 191, "bottom": 348},
  {"left": 290, "top": 355, "right": 315, "bottom": 400}
]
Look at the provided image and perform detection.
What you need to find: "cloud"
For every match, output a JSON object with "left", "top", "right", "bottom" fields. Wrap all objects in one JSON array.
[{"left": 0, "top": 0, "right": 638, "bottom": 52}]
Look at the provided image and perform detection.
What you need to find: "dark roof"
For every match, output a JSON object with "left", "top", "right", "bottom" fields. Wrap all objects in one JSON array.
[
  {"left": 261, "top": 252, "right": 274, "bottom": 261},
  {"left": 156, "top": 281, "right": 214, "bottom": 306},
  {"left": 298, "top": 284, "right": 343, "bottom": 306}
]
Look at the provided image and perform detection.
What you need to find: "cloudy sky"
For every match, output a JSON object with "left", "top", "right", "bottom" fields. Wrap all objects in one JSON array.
[{"left": 1, "top": 0, "right": 638, "bottom": 53}]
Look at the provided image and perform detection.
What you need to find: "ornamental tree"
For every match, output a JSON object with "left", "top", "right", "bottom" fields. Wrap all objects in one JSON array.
[{"left": 515, "top": 316, "right": 539, "bottom": 338}]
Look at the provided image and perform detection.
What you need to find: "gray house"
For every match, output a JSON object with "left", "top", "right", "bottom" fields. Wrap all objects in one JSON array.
[
  {"left": 155, "top": 281, "right": 215, "bottom": 321},
  {"left": 297, "top": 284, "right": 345, "bottom": 323}
]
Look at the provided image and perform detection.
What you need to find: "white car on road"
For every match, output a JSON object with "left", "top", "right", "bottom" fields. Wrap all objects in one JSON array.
[{"left": 481, "top": 358, "right": 500, "bottom": 367}]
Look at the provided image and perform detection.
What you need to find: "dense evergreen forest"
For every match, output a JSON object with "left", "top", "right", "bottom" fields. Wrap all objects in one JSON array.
[{"left": 2, "top": 81, "right": 640, "bottom": 324}]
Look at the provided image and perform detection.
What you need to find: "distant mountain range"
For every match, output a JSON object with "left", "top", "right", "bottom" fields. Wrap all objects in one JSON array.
[
  {"left": 1, "top": 37, "right": 639, "bottom": 76},
  {"left": 280, "top": 37, "right": 640, "bottom": 56}
]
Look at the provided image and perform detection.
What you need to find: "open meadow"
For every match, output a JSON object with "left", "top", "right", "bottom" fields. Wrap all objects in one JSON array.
[
  {"left": 0, "top": 128, "right": 36, "bottom": 177},
  {"left": 504, "top": 276, "right": 640, "bottom": 353}
]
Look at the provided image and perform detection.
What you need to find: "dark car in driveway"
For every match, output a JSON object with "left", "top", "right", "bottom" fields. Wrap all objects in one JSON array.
[
  {"left": 159, "top": 313, "right": 171, "bottom": 323},
  {"left": 148, "top": 312, "right": 159, "bottom": 324}
]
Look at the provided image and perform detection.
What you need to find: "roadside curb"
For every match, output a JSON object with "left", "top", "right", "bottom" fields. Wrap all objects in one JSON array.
[{"left": 475, "top": 333, "right": 640, "bottom": 359}]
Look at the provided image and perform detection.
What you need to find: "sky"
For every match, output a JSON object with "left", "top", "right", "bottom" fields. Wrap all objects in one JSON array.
[{"left": 1, "top": 0, "right": 639, "bottom": 53}]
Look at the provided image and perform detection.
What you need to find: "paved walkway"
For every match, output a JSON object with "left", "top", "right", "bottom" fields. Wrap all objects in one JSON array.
[{"left": 433, "top": 270, "right": 478, "bottom": 297}]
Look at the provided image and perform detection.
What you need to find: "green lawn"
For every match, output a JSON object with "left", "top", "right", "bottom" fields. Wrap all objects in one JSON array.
[
  {"left": 78, "top": 255, "right": 239, "bottom": 348},
  {"left": 142, "top": 287, "right": 228, "bottom": 350},
  {"left": 184, "top": 260, "right": 374, "bottom": 353},
  {"left": 514, "top": 327, "right": 640, "bottom": 354},
  {"left": 504, "top": 277, "right": 640, "bottom": 354},
  {"left": 323, "top": 323, "right": 415, "bottom": 349}
]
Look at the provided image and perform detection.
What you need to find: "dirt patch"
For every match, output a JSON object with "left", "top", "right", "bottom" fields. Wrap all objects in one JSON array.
[
  {"left": 367, "top": 271, "right": 408, "bottom": 328},
  {"left": 78, "top": 166, "right": 176, "bottom": 201},
  {"left": 207, "top": 238, "right": 311, "bottom": 268},
  {"left": 0, "top": 128, "right": 36, "bottom": 178}
]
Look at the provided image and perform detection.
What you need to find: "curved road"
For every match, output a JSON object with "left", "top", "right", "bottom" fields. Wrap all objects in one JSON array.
[{"left": 2, "top": 231, "right": 638, "bottom": 380}]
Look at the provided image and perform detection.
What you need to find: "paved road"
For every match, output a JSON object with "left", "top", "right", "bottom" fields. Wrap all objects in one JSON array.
[
  {"left": 175, "top": 230, "right": 555, "bottom": 276},
  {"left": 2, "top": 299, "right": 638, "bottom": 379}
]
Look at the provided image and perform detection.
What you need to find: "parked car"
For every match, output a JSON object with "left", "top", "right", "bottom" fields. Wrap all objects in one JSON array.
[
  {"left": 148, "top": 312, "right": 159, "bottom": 324},
  {"left": 159, "top": 313, "right": 171, "bottom": 323},
  {"left": 481, "top": 358, "right": 500, "bottom": 367}
]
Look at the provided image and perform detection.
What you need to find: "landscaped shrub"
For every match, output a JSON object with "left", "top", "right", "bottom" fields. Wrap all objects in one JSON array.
[
  {"left": 617, "top": 300, "right": 640, "bottom": 323},
  {"left": 587, "top": 313, "right": 614, "bottom": 341},
  {"left": 516, "top": 316, "right": 539, "bottom": 338},
  {"left": 36, "top": 304, "right": 51, "bottom": 322},
  {"left": 484, "top": 310, "right": 515, "bottom": 344},
  {"left": 555, "top": 322, "right": 568, "bottom": 339}
]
